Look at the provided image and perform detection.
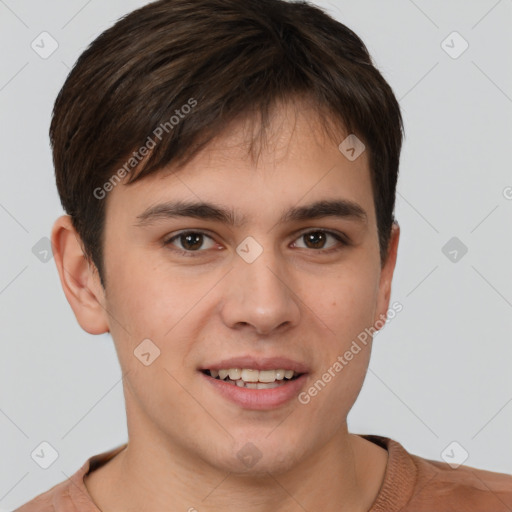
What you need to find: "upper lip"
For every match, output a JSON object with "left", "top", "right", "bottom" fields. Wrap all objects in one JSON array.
[{"left": 199, "top": 356, "right": 309, "bottom": 374}]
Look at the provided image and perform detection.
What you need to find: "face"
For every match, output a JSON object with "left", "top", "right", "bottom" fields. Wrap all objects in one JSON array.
[{"left": 66, "top": 100, "right": 399, "bottom": 475}]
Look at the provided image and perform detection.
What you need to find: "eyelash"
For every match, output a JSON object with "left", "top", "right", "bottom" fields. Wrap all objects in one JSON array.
[{"left": 163, "top": 229, "right": 349, "bottom": 257}]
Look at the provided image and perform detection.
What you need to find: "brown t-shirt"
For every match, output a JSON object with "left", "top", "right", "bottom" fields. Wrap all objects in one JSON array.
[{"left": 14, "top": 434, "right": 512, "bottom": 511}]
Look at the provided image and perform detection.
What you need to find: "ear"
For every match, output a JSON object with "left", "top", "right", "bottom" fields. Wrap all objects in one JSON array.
[
  {"left": 373, "top": 221, "right": 400, "bottom": 328},
  {"left": 51, "top": 215, "right": 110, "bottom": 335}
]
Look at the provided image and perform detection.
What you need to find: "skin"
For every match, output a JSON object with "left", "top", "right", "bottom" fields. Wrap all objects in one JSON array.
[{"left": 52, "top": 98, "right": 399, "bottom": 512}]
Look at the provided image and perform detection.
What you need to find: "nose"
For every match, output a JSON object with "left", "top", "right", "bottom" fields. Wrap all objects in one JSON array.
[{"left": 220, "top": 245, "right": 301, "bottom": 336}]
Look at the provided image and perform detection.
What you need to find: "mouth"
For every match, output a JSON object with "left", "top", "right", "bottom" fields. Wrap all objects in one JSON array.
[
  {"left": 200, "top": 368, "right": 304, "bottom": 389},
  {"left": 199, "top": 366, "right": 309, "bottom": 410}
]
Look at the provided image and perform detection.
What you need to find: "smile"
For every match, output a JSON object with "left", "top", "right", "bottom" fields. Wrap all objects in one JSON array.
[
  {"left": 200, "top": 369, "right": 308, "bottom": 410},
  {"left": 202, "top": 368, "right": 302, "bottom": 389}
]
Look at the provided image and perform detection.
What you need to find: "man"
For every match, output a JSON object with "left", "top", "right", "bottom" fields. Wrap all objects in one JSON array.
[{"left": 16, "top": 0, "right": 512, "bottom": 510}]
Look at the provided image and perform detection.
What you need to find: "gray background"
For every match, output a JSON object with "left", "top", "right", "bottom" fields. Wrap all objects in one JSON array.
[{"left": 1, "top": 0, "right": 511, "bottom": 509}]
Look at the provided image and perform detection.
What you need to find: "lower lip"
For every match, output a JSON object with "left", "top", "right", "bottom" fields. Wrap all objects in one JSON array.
[{"left": 200, "top": 371, "right": 308, "bottom": 410}]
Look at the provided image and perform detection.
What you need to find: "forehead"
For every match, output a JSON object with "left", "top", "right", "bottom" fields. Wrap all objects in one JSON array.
[
  {"left": 192, "top": 97, "right": 348, "bottom": 166},
  {"left": 106, "top": 99, "right": 374, "bottom": 225}
]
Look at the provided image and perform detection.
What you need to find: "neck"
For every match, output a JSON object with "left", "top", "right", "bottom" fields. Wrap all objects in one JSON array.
[{"left": 85, "top": 394, "right": 387, "bottom": 512}]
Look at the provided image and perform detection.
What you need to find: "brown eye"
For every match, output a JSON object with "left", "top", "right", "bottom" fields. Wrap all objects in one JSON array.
[
  {"left": 292, "top": 230, "right": 347, "bottom": 252},
  {"left": 178, "top": 233, "right": 204, "bottom": 251},
  {"left": 303, "top": 231, "right": 327, "bottom": 249},
  {"left": 164, "top": 231, "right": 216, "bottom": 254}
]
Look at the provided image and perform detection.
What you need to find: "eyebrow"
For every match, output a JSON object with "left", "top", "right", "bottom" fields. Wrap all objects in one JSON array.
[{"left": 135, "top": 198, "right": 368, "bottom": 228}]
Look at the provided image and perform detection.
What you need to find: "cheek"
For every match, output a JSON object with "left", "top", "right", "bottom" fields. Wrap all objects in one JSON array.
[
  {"left": 319, "top": 265, "right": 380, "bottom": 345},
  {"left": 310, "top": 265, "right": 379, "bottom": 416},
  {"left": 105, "top": 255, "right": 184, "bottom": 330},
  {"left": 104, "top": 259, "right": 214, "bottom": 373}
]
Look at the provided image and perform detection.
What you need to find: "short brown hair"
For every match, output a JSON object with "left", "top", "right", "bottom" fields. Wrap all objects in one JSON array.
[{"left": 50, "top": 0, "right": 404, "bottom": 287}]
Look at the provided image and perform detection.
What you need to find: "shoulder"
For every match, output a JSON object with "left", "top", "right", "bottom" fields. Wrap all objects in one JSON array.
[
  {"left": 361, "top": 434, "right": 512, "bottom": 512},
  {"left": 408, "top": 452, "right": 512, "bottom": 510},
  {"left": 13, "top": 444, "right": 126, "bottom": 512},
  {"left": 13, "top": 473, "right": 98, "bottom": 512},
  {"left": 13, "top": 479, "right": 70, "bottom": 512}
]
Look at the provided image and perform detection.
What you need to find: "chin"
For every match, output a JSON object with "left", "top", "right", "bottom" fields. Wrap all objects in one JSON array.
[
  {"left": 221, "top": 451, "right": 300, "bottom": 477},
  {"left": 217, "top": 433, "right": 307, "bottom": 476}
]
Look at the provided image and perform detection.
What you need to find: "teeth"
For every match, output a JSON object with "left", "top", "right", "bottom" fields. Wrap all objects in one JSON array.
[
  {"left": 246, "top": 382, "right": 280, "bottom": 389},
  {"left": 228, "top": 368, "right": 241, "bottom": 380},
  {"left": 207, "top": 368, "right": 300, "bottom": 383},
  {"left": 241, "top": 369, "right": 259, "bottom": 382},
  {"left": 258, "top": 370, "right": 279, "bottom": 383},
  {"left": 275, "top": 369, "right": 285, "bottom": 380}
]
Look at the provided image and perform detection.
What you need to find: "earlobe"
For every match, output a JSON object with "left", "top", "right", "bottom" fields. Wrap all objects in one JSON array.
[
  {"left": 51, "top": 215, "right": 110, "bottom": 335},
  {"left": 374, "top": 222, "right": 400, "bottom": 327}
]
